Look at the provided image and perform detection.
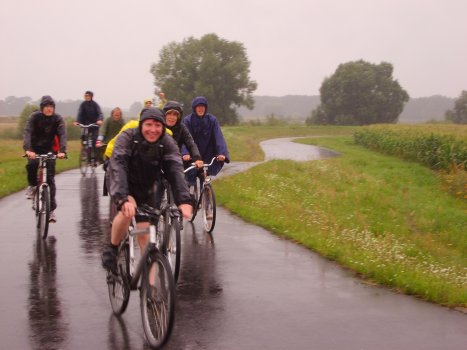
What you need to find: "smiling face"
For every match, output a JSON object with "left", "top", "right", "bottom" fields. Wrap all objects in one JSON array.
[
  {"left": 164, "top": 109, "right": 180, "bottom": 127},
  {"left": 141, "top": 118, "right": 163, "bottom": 143}
]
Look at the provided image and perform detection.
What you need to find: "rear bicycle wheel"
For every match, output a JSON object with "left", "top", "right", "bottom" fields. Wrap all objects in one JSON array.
[
  {"left": 79, "top": 147, "right": 88, "bottom": 176},
  {"left": 37, "top": 185, "right": 50, "bottom": 239},
  {"left": 202, "top": 184, "right": 216, "bottom": 233},
  {"left": 107, "top": 242, "right": 131, "bottom": 315},
  {"left": 140, "top": 252, "right": 175, "bottom": 349}
]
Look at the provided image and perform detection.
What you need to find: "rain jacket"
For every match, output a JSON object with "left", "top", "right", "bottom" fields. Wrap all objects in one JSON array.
[
  {"left": 76, "top": 100, "right": 104, "bottom": 125},
  {"left": 106, "top": 127, "right": 191, "bottom": 206},
  {"left": 23, "top": 111, "right": 67, "bottom": 154},
  {"left": 181, "top": 96, "right": 230, "bottom": 176},
  {"left": 167, "top": 119, "right": 201, "bottom": 162}
]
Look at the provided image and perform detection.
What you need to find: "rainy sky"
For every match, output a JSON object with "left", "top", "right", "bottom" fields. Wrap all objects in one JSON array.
[{"left": 1, "top": 0, "right": 466, "bottom": 109}]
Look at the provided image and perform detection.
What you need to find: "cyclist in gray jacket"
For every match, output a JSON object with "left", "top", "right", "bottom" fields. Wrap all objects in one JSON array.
[{"left": 102, "top": 107, "right": 192, "bottom": 273}]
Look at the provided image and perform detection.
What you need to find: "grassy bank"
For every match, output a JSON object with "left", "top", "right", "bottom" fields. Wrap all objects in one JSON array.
[
  {"left": 215, "top": 134, "right": 466, "bottom": 307},
  {"left": 0, "top": 140, "right": 81, "bottom": 198}
]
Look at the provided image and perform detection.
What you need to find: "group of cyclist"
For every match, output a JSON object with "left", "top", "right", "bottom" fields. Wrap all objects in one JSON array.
[{"left": 22, "top": 90, "right": 230, "bottom": 273}]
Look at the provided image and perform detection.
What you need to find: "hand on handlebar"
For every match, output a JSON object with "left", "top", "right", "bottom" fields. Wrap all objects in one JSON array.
[
  {"left": 217, "top": 154, "right": 226, "bottom": 162},
  {"left": 194, "top": 160, "right": 204, "bottom": 168},
  {"left": 26, "top": 151, "right": 36, "bottom": 159},
  {"left": 57, "top": 152, "right": 66, "bottom": 159}
]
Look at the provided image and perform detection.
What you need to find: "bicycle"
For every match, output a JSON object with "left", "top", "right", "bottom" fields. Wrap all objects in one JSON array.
[
  {"left": 24, "top": 153, "right": 63, "bottom": 239},
  {"left": 186, "top": 157, "right": 217, "bottom": 233},
  {"left": 77, "top": 123, "right": 99, "bottom": 176},
  {"left": 106, "top": 205, "right": 175, "bottom": 349}
]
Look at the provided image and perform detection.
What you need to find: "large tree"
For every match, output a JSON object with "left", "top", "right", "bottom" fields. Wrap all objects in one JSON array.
[
  {"left": 445, "top": 90, "right": 467, "bottom": 124},
  {"left": 150, "top": 33, "right": 257, "bottom": 125},
  {"left": 309, "top": 60, "right": 409, "bottom": 125}
]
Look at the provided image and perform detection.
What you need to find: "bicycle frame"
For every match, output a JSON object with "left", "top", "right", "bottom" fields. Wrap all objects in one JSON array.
[{"left": 125, "top": 207, "right": 164, "bottom": 289}]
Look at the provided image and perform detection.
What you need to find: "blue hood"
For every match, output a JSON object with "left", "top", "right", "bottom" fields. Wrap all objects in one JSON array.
[{"left": 191, "top": 96, "right": 208, "bottom": 114}]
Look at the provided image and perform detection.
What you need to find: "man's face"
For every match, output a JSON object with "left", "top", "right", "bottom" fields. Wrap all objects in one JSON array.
[
  {"left": 84, "top": 94, "right": 92, "bottom": 101},
  {"left": 144, "top": 101, "right": 153, "bottom": 108},
  {"left": 141, "top": 119, "right": 163, "bottom": 143},
  {"left": 195, "top": 105, "right": 206, "bottom": 117},
  {"left": 42, "top": 104, "right": 54, "bottom": 117}
]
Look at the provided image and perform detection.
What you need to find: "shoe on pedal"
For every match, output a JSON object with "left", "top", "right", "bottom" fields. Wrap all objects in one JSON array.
[
  {"left": 102, "top": 246, "right": 118, "bottom": 274},
  {"left": 26, "top": 186, "right": 35, "bottom": 199},
  {"left": 49, "top": 211, "right": 57, "bottom": 223}
]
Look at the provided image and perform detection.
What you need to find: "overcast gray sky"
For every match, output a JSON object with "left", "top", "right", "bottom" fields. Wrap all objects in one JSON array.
[{"left": 1, "top": 0, "right": 466, "bottom": 109}]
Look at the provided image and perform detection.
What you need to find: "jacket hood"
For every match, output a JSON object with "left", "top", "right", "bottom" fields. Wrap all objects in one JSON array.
[
  {"left": 40, "top": 95, "right": 55, "bottom": 109},
  {"left": 191, "top": 96, "right": 208, "bottom": 114}
]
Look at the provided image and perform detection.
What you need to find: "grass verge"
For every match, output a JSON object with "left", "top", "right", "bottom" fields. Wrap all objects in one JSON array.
[
  {"left": 0, "top": 140, "right": 81, "bottom": 198},
  {"left": 215, "top": 136, "right": 467, "bottom": 307}
]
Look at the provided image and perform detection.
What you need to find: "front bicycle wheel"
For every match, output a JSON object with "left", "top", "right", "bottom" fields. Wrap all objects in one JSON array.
[
  {"left": 164, "top": 218, "right": 181, "bottom": 283},
  {"left": 140, "top": 252, "right": 175, "bottom": 349},
  {"left": 79, "top": 147, "right": 88, "bottom": 176},
  {"left": 189, "top": 179, "right": 200, "bottom": 222},
  {"left": 107, "top": 242, "right": 130, "bottom": 316},
  {"left": 202, "top": 184, "right": 216, "bottom": 233},
  {"left": 37, "top": 185, "right": 50, "bottom": 239}
]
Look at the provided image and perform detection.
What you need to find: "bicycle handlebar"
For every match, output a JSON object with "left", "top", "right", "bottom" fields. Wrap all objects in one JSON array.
[
  {"left": 77, "top": 123, "right": 99, "bottom": 128},
  {"left": 22, "top": 152, "right": 68, "bottom": 160},
  {"left": 184, "top": 156, "right": 219, "bottom": 173}
]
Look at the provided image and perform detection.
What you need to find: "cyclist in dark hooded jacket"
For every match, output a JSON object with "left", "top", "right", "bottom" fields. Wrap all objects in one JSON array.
[
  {"left": 102, "top": 107, "right": 192, "bottom": 273},
  {"left": 181, "top": 96, "right": 230, "bottom": 186},
  {"left": 163, "top": 100, "right": 203, "bottom": 169},
  {"left": 23, "top": 95, "right": 67, "bottom": 223}
]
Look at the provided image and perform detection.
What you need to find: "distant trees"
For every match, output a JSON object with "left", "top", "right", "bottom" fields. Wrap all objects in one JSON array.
[
  {"left": 307, "top": 60, "right": 409, "bottom": 125},
  {"left": 0, "top": 96, "right": 33, "bottom": 116},
  {"left": 150, "top": 33, "right": 257, "bottom": 125},
  {"left": 445, "top": 90, "right": 467, "bottom": 124},
  {"left": 16, "top": 104, "right": 39, "bottom": 138}
]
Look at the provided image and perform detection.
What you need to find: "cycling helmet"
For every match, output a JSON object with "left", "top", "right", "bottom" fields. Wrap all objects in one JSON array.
[
  {"left": 40, "top": 95, "right": 55, "bottom": 109},
  {"left": 163, "top": 100, "right": 183, "bottom": 119}
]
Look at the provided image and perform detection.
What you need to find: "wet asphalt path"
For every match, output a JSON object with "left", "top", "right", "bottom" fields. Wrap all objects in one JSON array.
[{"left": 0, "top": 138, "right": 466, "bottom": 349}]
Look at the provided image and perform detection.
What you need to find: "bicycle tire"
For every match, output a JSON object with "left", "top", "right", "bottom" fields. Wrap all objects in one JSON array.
[
  {"left": 79, "top": 147, "right": 88, "bottom": 176},
  {"left": 140, "top": 251, "right": 175, "bottom": 349},
  {"left": 202, "top": 184, "right": 216, "bottom": 233},
  {"left": 37, "top": 184, "right": 50, "bottom": 239},
  {"left": 165, "top": 219, "right": 181, "bottom": 283},
  {"left": 107, "top": 242, "right": 130, "bottom": 316}
]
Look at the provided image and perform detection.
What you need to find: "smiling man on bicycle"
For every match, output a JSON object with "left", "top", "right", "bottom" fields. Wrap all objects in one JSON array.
[
  {"left": 102, "top": 107, "right": 193, "bottom": 273},
  {"left": 23, "top": 95, "right": 67, "bottom": 223}
]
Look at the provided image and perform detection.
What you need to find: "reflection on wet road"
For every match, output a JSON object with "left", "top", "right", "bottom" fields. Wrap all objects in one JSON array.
[{"left": 0, "top": 138, "right": 466, "bottom": 349}]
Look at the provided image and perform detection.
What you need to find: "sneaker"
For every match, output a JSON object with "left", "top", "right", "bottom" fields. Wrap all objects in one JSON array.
[
  {"left": 49, "top": 211, "right": 57, "bottom": 223},
  {"left": 26, "top": 186, "right": 35, "bottom": 199},
  {"left": 102, "top": 246, "right": 118, "bottom": 274}
]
